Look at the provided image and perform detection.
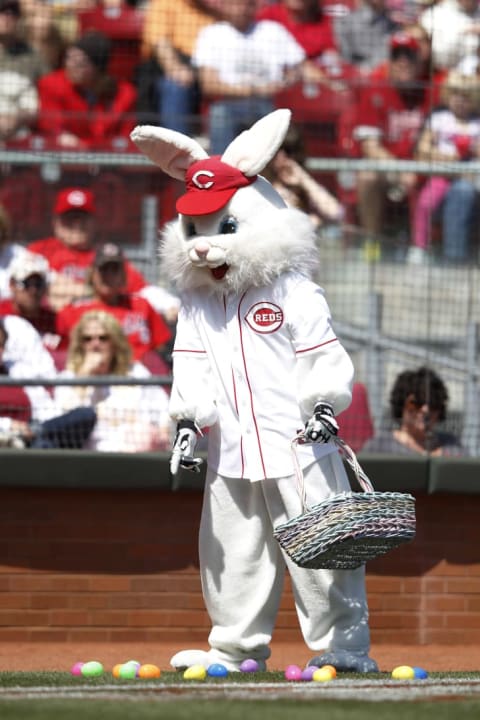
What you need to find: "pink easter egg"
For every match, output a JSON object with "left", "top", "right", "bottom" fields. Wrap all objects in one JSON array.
[
  {"left": 284, "top": 664, "right": 302, "bottom": 681},
  {"left": 70, "top": 661, "right": 84, "bottom": 676}
]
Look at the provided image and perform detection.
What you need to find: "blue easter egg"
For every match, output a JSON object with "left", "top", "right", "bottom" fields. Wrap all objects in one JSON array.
[{"left": 207, "top": 663, "right": 229, "bottom": 677}]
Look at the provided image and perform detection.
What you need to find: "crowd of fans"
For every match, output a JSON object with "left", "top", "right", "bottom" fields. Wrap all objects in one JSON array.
[
  {"left": 0, "top": 0, "right": 479, "bottom": 263},
  {"left": 0, "top": 187, "right": 177, "bottom": 452},
  {"left": 0, "top": 0, "right": 479, "bottom": 452}
]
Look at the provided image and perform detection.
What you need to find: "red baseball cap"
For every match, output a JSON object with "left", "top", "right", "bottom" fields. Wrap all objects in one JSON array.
[
  {"left": 390, "top": 32, "right": 420, "bottom": 54},
  {"left": 176, "top": 156, "right": 257, "bottom": 216},
  {"left": 54, "top": 188, "right": 96, "bottom": 215}
]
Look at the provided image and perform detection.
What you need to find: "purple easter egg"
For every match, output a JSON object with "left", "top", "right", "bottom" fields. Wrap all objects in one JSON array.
[
  {"left": 300, "top": 666, "right": 317, "bottom": 681},
  {"left": 240, "top": 659, "right": 259, "bottom": 673}
]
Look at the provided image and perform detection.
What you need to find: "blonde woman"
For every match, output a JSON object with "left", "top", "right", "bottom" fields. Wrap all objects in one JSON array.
[{"left": 54, "top": 310, "right": 173, "bottom": 452}]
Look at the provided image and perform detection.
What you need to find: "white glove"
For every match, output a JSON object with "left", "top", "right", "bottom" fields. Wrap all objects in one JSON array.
[
  {"left": 303, "top": 401, "right": 339, "bottom": 443},
  {"left": 170, "top": 420, "right": 203, "bottom": 476}
]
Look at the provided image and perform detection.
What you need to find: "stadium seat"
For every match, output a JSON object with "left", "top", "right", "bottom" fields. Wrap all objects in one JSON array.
[
  {"left": 78, "top": 6, "right": 143, "bottom": 83},
  {"left": 337, "top": 382, "right": 374, "bottom": 452}
]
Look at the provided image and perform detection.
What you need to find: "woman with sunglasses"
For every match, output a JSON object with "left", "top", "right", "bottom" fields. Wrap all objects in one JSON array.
[
  {"left": 362, "top": 366, "right": 466, "bottom": 456},
  {"left": 54, "top": 310, "right": 173, "bottom": 452}
]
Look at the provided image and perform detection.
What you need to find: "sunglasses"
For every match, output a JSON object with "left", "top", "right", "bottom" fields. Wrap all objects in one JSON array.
[
  {"left": 81, "top": 334, "right": 110, "bottom": 343},
  {"left": 15, "top": 276, "right": 46, "bottom": 290}
]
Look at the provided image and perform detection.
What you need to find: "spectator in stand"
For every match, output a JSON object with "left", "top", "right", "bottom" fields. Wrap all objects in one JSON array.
[
  {"left": 262, "top": 122, "right": 344, "bottom": 228},
  {"left": 0, "top": 0, "right": 45, "bottom": 145},
  {"left": 36, "top": 29, "right": 137, "bottom": 150},
  {"left": 0, "top": 314, "right": 96, "bottom": 448},
  {"left": 362, "top": 366, "right": 465, "bottom": 456},
  {"left": 256, "top": 0, "right": 343, "bottom": 85},
  {"left": 419, "top": 0, "right": 480, "bottom": 72},
  {"left": 54, "top": 310, "right": 173, "bottom": 452},
  {"left": 369, "top": 23, "right": 447, "bottom": 106},
  {"left": 0, "top": 203, "right": 28, "bottom": 298},
  {"left": 0, "top": 251, "right": 61, "bottom": 352},
  {"left": 193, "top": 0, "right": 307, "bottom": 154},
  {"left": 408, "top": 72, "right": 480, "bottom": 265},
  {"left": 28, "top": 186, "right": 180, "bottom": 320},
  {"left": 139, "top": 0, "right": 218, "bottom": 132},
  {"left": 0, "top": 0, "right": 45, "bottom": 79},
  {"left": 353, "top": 31, "right": 434, "bottom": 256},
  {"left": 28, "top": 187, "right": 148, "bottom": 311},
  {"left": 19, "top": 0, "right": 65, "bottom": 71},
  {"left": 56, "top": 243, "right": 172, "bottom": 366},
  {"left": 333, "top": 0, "right": 400, "bottom": 75}
]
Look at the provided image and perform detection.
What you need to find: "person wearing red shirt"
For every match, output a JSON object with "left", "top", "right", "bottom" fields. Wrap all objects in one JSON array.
[
  {"left": 56, "top": 243, "right": 172, "bottom": 364},
  {"left": 256, "top": 0, "right": 336, "bottom": 60},
  {"left": 28, "top": 187, "right": 146, "bottom": 310},
  {"left": 36, "top": 29, "right": 137, "bottom": 150},
  {"left": 0, "top": 251, "right": 60, "bottom": 352},
  {"left": 352, "top": 32, "right": 435, "bottom": 252},
  {"left": 256, "top": 0, "right": 341, "bottom": 86}
]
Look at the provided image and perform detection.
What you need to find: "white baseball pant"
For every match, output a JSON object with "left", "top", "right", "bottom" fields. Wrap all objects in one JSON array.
[{"left": 198, "top": 451, "right": 371, "bottom": 667}]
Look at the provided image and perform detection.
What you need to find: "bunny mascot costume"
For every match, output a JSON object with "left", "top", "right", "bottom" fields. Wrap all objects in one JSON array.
[{"left": 131, "top": 110, "right": 378, "bottom": 674}]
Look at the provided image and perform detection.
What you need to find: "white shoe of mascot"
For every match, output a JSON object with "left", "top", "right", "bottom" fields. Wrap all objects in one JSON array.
[{"left": 131, "top": 110, "right": 378, "bottom": 675}]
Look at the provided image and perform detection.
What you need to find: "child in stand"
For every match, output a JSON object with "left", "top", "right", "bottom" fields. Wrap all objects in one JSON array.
[{"left": 408, "top": 71, "right": 480, "bottom": 264}]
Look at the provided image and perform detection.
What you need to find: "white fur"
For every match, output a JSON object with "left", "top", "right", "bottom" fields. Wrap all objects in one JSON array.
[
  {"left": 160, "top": 182, "right": 319, "bottom": 296},
  {"left": 130, "top": 125, "right": 208, "bottom": 180}
]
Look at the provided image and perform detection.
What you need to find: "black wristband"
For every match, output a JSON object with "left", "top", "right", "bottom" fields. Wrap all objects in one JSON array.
[
  {"left": 177, "top": 419, "right": 197, "bottom": 432},
  {"left": 314, "top": 402, "right": 334, "bottom": 417}
]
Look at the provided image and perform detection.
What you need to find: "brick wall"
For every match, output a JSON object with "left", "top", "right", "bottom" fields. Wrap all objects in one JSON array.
[{"left": 0, "top": 488, "right": 478, "bottom": 644}]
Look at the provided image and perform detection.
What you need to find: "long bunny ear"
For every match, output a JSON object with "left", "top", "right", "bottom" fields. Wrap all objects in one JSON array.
[
  {"left": 221, "top": 108, "right": 292, "bottom": 176},
  {"left": 130, "top": 125, "right": 209, "bottom": 181}
]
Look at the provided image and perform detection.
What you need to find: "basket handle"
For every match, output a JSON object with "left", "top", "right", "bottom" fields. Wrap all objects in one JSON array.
[{"left": 291, "top": 433, "right": 374, "bottom": 511}]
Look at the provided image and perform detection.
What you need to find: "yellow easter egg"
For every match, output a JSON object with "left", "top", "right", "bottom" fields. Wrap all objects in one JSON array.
[
  {"left": 391, "top": 665, "right": 415, "bottom": 680},
  {"left": 183, "top": 664, "right": 207, "bottom": 680},
  {"left": 313, "top": 666, "right": 335, "bottom": 682},
  {"left": 320, "top": 664, "right": 337, "bottom": 678}
]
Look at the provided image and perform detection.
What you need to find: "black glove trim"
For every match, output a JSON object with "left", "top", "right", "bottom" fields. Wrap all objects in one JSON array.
[{"left": 177, "top": 419, "right": 198, "bottom": 433}]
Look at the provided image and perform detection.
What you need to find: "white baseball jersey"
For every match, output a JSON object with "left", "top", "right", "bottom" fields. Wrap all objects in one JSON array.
[{"left": 172, "top": 271, "right": 353, "bottom": 481}]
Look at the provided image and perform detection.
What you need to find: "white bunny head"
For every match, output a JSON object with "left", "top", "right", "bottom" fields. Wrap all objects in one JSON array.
[{"left": 131, "top": 109, "right": 319, "bottom": 295}]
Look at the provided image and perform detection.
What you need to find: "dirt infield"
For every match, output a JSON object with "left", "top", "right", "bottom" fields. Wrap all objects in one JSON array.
[{"left": 0, "top": 642, "right": 478, "bottom": 673}]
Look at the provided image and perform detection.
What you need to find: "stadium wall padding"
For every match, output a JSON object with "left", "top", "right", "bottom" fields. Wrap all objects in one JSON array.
[{"left": 0, "top": 451, "right": 478, "bottom": 645}]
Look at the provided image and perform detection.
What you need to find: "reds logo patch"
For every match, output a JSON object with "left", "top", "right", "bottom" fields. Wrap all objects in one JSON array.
[{"left": 245, "top": 302, "right": 284, "bottom": 334}]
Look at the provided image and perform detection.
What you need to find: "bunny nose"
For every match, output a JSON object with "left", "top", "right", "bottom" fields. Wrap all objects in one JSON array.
[{"left": 194, "top": 239, "right": 211, "bottom": 258}]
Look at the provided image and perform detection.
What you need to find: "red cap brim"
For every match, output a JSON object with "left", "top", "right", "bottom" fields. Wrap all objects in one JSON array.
[{"left": 176, "top": 187, "right": 238, "bottom": 216}]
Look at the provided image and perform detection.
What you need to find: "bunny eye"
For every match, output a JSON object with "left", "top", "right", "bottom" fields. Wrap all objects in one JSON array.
[
  {"left": 185, "top": 221, "right": 197, "bottom": 238},
  {"left": 219, "top": 216, "right": 238, "bottom": 235}
]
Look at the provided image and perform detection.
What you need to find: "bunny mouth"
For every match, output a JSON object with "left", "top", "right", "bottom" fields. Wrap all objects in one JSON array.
[{"left": 211, "top": 263, "right": 229, "bottom": 280}]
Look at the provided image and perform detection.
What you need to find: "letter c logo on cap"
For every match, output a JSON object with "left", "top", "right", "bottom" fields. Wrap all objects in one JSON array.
[{"left": 192, "top": 170, "right": 214, "bottom": 189}]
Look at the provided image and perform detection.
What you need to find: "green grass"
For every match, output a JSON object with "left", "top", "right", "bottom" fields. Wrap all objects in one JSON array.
[
  {"left": 0, "top": 699, "right": 480, "bottom": 720},
  {"left": 0, "top": 670, "right": 477, "bottom": 686},
  {"left": 1, "top": 671, "right": 479, "bottom": 720}
]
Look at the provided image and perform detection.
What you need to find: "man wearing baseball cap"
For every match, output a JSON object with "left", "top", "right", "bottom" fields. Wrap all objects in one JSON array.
[
  {"left": 352, "top": 30, "right": 434, "bottom": 257},
  {"left": 0, "top": 252, "right": 59, "bottom": 351},
  {"left": 56, "top": 242, "right": 172, "bottom": 364},
  {"left": 28, "top": 187, "right": 147, "bottom": 310}
]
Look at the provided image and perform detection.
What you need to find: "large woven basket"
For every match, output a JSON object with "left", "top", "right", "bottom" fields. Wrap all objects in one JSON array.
[{"left": 273, "top": 435, "right": 416, "bottom": 570}]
